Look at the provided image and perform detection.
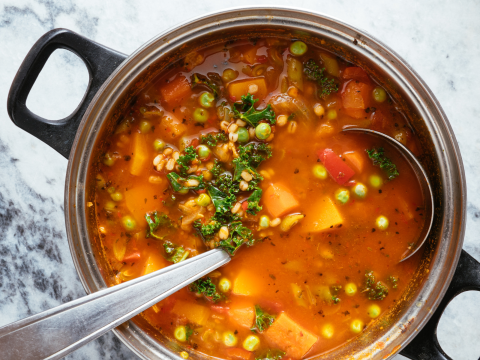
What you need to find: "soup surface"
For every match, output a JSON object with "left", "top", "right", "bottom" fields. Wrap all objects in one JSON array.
[{"left": 93, "top": 37, "right": 426, "bottom": 359}]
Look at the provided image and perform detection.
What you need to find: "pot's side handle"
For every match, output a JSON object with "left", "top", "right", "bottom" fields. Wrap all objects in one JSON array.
[
  {"left": 7, "top": 28, "right": 127, "bottom": 159},
  {"left": 400, "top": 250, "right": 480, "bottom": 360}
]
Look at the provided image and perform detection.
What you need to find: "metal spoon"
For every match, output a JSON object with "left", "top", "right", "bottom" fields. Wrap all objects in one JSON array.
[
  {"left": 0, "top": 248, "right": 230, "bottom": 360},
  {"left": 342, "top": 128, "right": 434, "bottom": 262}
]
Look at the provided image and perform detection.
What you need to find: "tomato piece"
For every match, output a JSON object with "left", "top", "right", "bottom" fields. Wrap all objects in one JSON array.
[
  {"left": 241, "top": 201, "right": 249, "bottom": 211},
  {"left": 123, "top": 252, "right": 141, "bottom": 262},
  {"left": 343, "top": 108, "right": 367, "bottom": 119},
  {"left": 370, "top": 109, "right": 389, "bottom": 131},
  {"left": 341, "top": 81, "right": 372, "bottom": 109},
  {"left": 342, "top": 67, "right": 370, "bottom": 83},
  {"left": 225, "top": 348, "right": 253, "bottom": 360},
  {"left": 317, "top": 148, "right": 355, "bottom": 185}
]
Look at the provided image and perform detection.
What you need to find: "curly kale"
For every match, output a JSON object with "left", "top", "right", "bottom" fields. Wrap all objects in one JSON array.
[
  {"left": 255, "top": 350, "right": 286, "bottom": 360},
  {"left": 191, "top": 73, "right": 221, "bottom": 98},
  {"left": 247, "top": 188, "right": 263, "bottom": 215},
  {"left": 163, "top": 241, "right": 189, "bottom": 263},
  {"left": 176, "top": 146, "right": 197, "bottom": 176},
  {"left": 233, "top": 93, "right": 276, "bottom": 127},
  {"left": 366, "top": 147, "right": 399, "bottom": 180},
  {"left": 218, "top": 222, "right": 254, "bottom": 255},
  {"left": 210, "top": 159, "right": 224, "bottom": 179},
  {"left": 188, "top": 277, "right": 223, "bottom": 302},
  {"left": 200, "top": 132, "right": 228, "bottom": 147},
  {"left": 364, "top": 271, "right": 389, "bottom": 300},
  {"left": 145, "top": 211, "right": 175, "bottom": 240},
  {"left": 304, "top": 59, "right": 338, "bottom": 98},
  {"left": 251, "top": 305, "right": 276, "bottom": 332},
  {"left": 167, "top": 173, "right": 205, "bottom": 192}
]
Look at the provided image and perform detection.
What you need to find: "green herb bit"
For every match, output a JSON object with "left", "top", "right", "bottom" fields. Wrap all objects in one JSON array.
[
  {"left": 251, "top": 305, "right": 276, "bottom": 332},
  {"left": 200, "top": 132, "right": 228, "bottom": 147},
  {"left": 255, "top": 349, "right": 286, "bottom": 360},
  {"left": 193, "top": 219, "right": 222, "bottom": 240},
  {"left": 247, "top": 188, "right": 263, "bottom": 215},
  {"left": 210, "top": 159, "right": 224, "bottom": 179},
  {"left": 207, "top": 184, "right": 237, "bottom": 217},
  {"left": 218, "top": 222, "right": 254, "bottom": 255},
  {"left": 214, "top": 174, "right": 238, "bottom": 195},
  {"left": 185, "top": 325, "right": 194, "bottom": 341},
  {"left": 162, "top": 194, "right": 176, "bottom": 207},
  {"left": 366, "top": 147, "right": 399, "bottom": 180},
  {"left": 145, "top": 211, "right": 174, "bottom": 240},
  {"left": 233, "top": 93, "right": 276, "bottom": 127},
  {"left": 303, "top": 59, "right": 338, "bottom": 98},
  {"left": 287, "top": 113, "right": 296, "bottom": 121},
  {"left": 191, "top": 73, "right": 221, "bottom": 98},
  {"left": 167, "top": 173, "right": 205, "bottom": 192},
  {"left": 188, "top": 277, "right": 223, "bottom": 302},
  {"left": 363, "top": 271, "right": 389, "bottom": 300},
  {"left": 163, "top": 241, "right": 189, "bottom": 263},
  {"left": 331, "top": 295, "right": 341, "bottom": 304},
  {"left": 176, "top": 146, "right": 197, "bottom": 176},
  {"left": 388, "top": 276, "right": 399, "bottom": 289},
  {"left": 238, "top": 143, "right": 273, "bottom": 168}
]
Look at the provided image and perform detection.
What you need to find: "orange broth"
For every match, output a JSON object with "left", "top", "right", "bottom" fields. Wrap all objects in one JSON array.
[{"left": 93, "top": 37, "right": 426, "bottom": 360}]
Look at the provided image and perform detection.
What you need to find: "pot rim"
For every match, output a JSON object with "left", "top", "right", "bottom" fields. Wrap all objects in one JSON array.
[{"left": 65, "top": 6, "right": 466, "bottom": 360}]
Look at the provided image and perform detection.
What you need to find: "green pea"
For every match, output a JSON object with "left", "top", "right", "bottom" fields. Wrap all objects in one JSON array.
[
  {"left": 103, "top": 153, "right": 115, "bottom": 167},
  {"left": 174, "top": 326, "right": 187, "bottom": 342},
  {"left": 222, "top": 68, "right": 239, "bottom": 83},
  {"left": 313, "top": 164, "right": 328, "bottom": 179},
  {"left": 367, "top": 304, "right": 381, "bottom": 318},
  {"left": 373, "top": 87, "right": 387, "bottom": 103},
  {"left": 259, "top": 215, "right": 270, "bottom": 229},
  {"left": 196, "top": 193, "right": 211, "bottom": 207},
  {"left": 153, "top": 139, "right": 165, "bottom": 151},
  {"left": 242, "top": 334, "right": 260, "bottom": 351},
  {"left": 139, "top": 106, "right": 147, "bottom": 114},
  {"left": 110, "top": 192, "right": 123, "bottom": 202},
  {"left": 290, "top": 41, "right": 308, "bottom": 56},
  {"left": 222, "top": 331, "right": 237, "bottom": 347},
  {"left": 198, "top": 92, "right": 215, "bottom": 108},
  {"left": 197, "top": 144, "right": 211, "bottom": 159},
  {"left": 350, "top": 319, "right": 364, "bottom": 333},
  {"left": 376, "top": 215, "right": 389, "bottom": 230},
  {"left": 107, "top": 186, "right": 116, "bottom": 194},
  {"left": 335, "top": 189, "right": 350, "bottom": 204},
  {"left": 139, "top": 120, "right": 152, "bottom": 134},
  {"left": 255, "top": 123, "right": 272, "bottom": 140},
  {"left": 104, "top": 201, "right": 117, "bottom": 211},
  {"left": 193, "top": 108, "right": 209, "bottom": 123},
  {"left": 122, "top": 216, "right": 136, "bottom": 231},
  {"left": 218, "top": 277, "right": 231, "bottom": 293},
  {"left": 353, "top": 183, "right": 368, "bottom": 198},
  {"left": 177, "top": 188, "right": 189, "bottom": 195},
  {"left": 327, "top": 109, "right": 337, "bottom": 120},
  {"left": 236, "top": 127, "right": 249, "bottom": 143},
  {"left": 369, "top": 175, "right": 383, "bottom": 188},
  {"left": 345, "top": 283, "right": 357, "bottom": 296},
  {"left": 321, "top": 324, "right": 334, "bottom": 339}
]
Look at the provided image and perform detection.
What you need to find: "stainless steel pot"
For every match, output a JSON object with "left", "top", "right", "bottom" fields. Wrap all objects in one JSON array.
[{"left": 7, "top": 7, "right": 480, "bottom": 360}]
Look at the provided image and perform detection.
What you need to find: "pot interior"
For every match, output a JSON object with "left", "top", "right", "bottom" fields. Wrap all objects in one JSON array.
[{"left": 66, "top": 8, "right": 465, "bottom": 360}]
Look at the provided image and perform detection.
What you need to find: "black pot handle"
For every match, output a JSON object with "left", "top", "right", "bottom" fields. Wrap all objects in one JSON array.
[
  {"left": 400, "top": 250, "right": 480, "bottom": 359},
  {"left": 7, "top": 28, "right": 127, "bottom": 159}
]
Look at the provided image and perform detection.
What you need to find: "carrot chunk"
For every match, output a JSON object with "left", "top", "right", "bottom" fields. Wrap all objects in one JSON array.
[
  {"left": 341, "top": 81, "right": 371, "bottom": 109},
  {"left": 228, "top": 78, "right": 268, "bottom": 102},
  {"left": 143, "top": 255, "right": 166, "bottom": 276},
  {"left": 232, "top": 269, "right": 263, "bottom": 296},
  {"left": 228, "top": 304, "right": 255, "bottom": 328},
  {"left": 264, "top": 313, "right": 318, "bottom": 359},
  {"left": 263, "top": 182, "right": 300, "bottom": 218},
  {"left": 317, "top": 148, "right": 355, "bottom": 185},
  {"left": 171, "top": 300, "right": 210, "bottom": 326},
  {"left": 130, "top": 132, "right": 149, "bottom": 176},
  {"left": 303, "top": 196, "right": 344, "bottom": 233},
  {"left": 160, "top": 75, "right": 192, "bottom": 105},
  {"left": 225, "top": 348, "right": 253, "bottom": 360},
  {"left": 342, "top": 66, "right": 370, "bottom": 83},
  {"left": 343, "top": 151, "right": 365, "bottom": 173},
  {"left": 159, "top": 115, "right": 187, "bottom": 141}
]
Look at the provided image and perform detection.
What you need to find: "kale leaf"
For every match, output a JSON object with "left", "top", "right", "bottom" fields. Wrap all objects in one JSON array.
[
  {"left": 185, "top": 325, "right": 194, "bottom": 341},
  {"left": 255, "top": 349, "right": 286, "bottom": 360},
  {"left": 304, "top": 59, "right": 338, "bottom": 98},
  {"left": 364, "top": 271, "right": 389, "bottom": 300},
  {"left": 200, "top": 132, "right": 228, "bottom": 147},
  {"left": 167, "top": 173, "right": 205, "bottom": 192},
  {"left": 188, "top": 277, "right": 223, "bottom": 302},
  {"left": 218, "top": 222, "right": 254, "bottom": 255},
  {"left": 233, "top": 93, "right": 276, "bottom": 127},
  {"left": 210, "top": 159, "right": 224, "bottom": 179},
  {"left": 366, "top": 147, "right": 399, "bottom": 180},
  {"left": 251, "top": 305, "right": 276, "bottom": 332},
  {"left": 176, "top": 146, "right": 197, "bottom": 176},
  {"left": 207, "top": 184, "right": 237, "bottom": 217},
  {"left": 145, "top": 211, "right": 174, "bottom": 240},
  {"left": 193, "top": 219, "right": 222, "bottom": 240},
  {"left": 163, "top": 241, "right": 189, "bottom": 263},
  {"left": 247, "top": 188, "right": 263, "bottom": 215},
  {"left": 237, "top": 143, "right": 273, "bottom": 169},
  {"left": 191, "top": 73, "right": 221, "bottom": 98}
]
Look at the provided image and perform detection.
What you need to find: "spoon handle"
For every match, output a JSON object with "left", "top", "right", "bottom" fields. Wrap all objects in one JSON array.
[{"left": 0, "top": 248, "right": 230, "bottom": 360}]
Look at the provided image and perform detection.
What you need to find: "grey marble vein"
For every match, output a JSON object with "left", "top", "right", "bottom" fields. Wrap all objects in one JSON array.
[{"left": 0, "top": 0, "right": 479, "bottom": 359}]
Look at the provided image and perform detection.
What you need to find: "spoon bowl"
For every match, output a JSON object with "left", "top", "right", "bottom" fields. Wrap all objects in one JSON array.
[{"left": 342, "top": 128, "right": 434, "bottom": 262}]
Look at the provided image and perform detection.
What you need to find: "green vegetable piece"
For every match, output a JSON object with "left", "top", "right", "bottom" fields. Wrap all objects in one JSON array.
[
  {"left": 188, "top": 277, "right": 223, "bottom": 302},
  {"left": 236, "top": 127, "right": 249, "bottom": 143},
  {"left": 255, "top": 349, "right": 286, "bottom": 360},
  {"left": 327, "top": 109, "right": 337, "bottom": 120},
  {"left": 222, "top": 68, "right": 239, "bottom": 83},
  {"left": 290, "top": 41, "right": 308, "bottom": 56},
  {"left": 193, "top": 108, "right": 209, "bottom": 123},
  {"left": 335, "top": 189, "right": 350, "bottom": 204},
  {"left": 388, "top": 276, "right": 399, "bottom": 289},
  {"left": 217, "top": 222, "right": 254, "bottom": 255},
  {"left": 196, "top": 144, "right": 211, "bottom": 160},
  {"left": 368, "top": 304, "right": 381, "bottom": 318},
  {"left": 207, "top": 184, "right": 237, "bottom": 217},
  {"left": 139, "top": 120, "right": 152, "bottom": 134},
  {"left": 373, "top": 86, "right": 387, "bottom": 103},
  {"left": 364, "top": 271, "right": 389, "bottom": 300},
  {"left": 103, "top": 153, "right": 115, "bottom": 167},
  {"left": 369, "top": 174, "right": 383, "bottom": 188},
  {"left": 233, "top": 93, "right": 276, "bottom": 127},
  {"left": 366, "top": 147, "right": 399, "bottom": 180},
  {"left": 163, "top": 241, "right": 189, "bottom": 263},
  {"left": 145, "top": 211, "right": 174, "bottom": 240},
  {"left": 122, "top": 215, "right": 136, "bottom": 231},
  {"left": 198, "top": 92, "right": 215, "bottom": 108},
  {"left": 167, "top": 173, "right": 205, "bottom": 193},
  {"left": 313, "top": 164, "right": 328, "bottom": 179},
  {"left": 210, "top": 159, "right": 223, "bottom": 179},
  {"left": 153, "top": 139, "right": 165, "bottom": 151},
  {"left": 110, "top": 192, "right": 123, "bottom": 202},
  {"left": 196, "top": 193, "right": 211, "bottom": 207},
  {"left": 191, "top": 73, "right": 221, "bottom": 98},
  {"left": 376, "top": 215, "right": 389, "bottom": 230},
  {"left": 303, "top": 59, "right": 338, "bottom": 98},
  {"left": 176, "top": 146, "right": 198, "bottom": 176},
  {"left": 200, "top": 132, "right": 228, "bottom": 147},
  {"left": 255, "top": 123, "right": 272, "bottom": 140},
  {"left": 353, "top": 183, "right": 368, "bottom": 198},
  {"left": 174, "top": 326, "right": 187, "bottom": 342},
  {"left": 247, "top": 188, "right": 263, "bottom": 215},
  {"left": 259, "top": 215, "right": 270, "bottom": 229},
  {"left": 251, "top": 305, "right": 276, "bottom": 332}
]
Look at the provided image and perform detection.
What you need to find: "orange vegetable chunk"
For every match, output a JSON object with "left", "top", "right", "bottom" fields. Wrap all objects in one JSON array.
[
  {"left": 225, "top": 348, "right": 253, "bottom": 360},
  {"left": 159, "top": 115, "right": 187, "bottom": 141},
  {"left": 228, "top": 303, "right": 255, "bottom": 328},
  {"left": 160, "top": 75, "right": 192, "bottom": 105},
  {"left": 342, "top": 66, "right": 370, "bottom": 83},
  {"left": 130, "top": 132, "right": 149, "bottom": 176},
  {"left": 302, "top": 196, "right": 344, "bottom": 233},
  {"left": 343, "top": 151, "right": 365, "bottom": 173},
  {"left": 263, "top": 182, "right": 300, "bottom": 218},
  {"left": 342, "top": 81, "right": 371, "bottom": 109},
  {"left": 232, "top": 269, "right": 263, "bottom": 296},
  {"left": 125, "top": 183, "right": 168, "bottom": 224},
  {"left": 228, "top": 77, "right": 268, "bottom": 102},
  {"left": 142, "top": 254, "right": 166, "bottom": 276},
  {"left": 264, "top": 313, "right": 318, "bottom": 359},
  {"left": 171, "top": 300, "right": 210, "bottom": 326}
]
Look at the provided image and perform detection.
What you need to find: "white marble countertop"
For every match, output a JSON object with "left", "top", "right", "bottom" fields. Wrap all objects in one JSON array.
[{"left": 0, "top": 0, "right": 479, "bottom": 359}]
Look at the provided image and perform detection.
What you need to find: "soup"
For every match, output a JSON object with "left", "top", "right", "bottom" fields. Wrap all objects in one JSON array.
[{"left": 93, "top": 37, "right": 426, "bottom": 359}]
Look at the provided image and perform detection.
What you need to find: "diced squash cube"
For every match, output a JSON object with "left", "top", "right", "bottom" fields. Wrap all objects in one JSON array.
[
  {"left": 159, "top": 115, "right": 187, "bottom": 141},
  {"left": 160, "top": 75, "right": 192, "bottom": 105},
  {"left": 228, "top": 78, "right": 268, "bottom": 102},
  {"left": 143, "top": 255, "right": 166, "bottom": 276},
  {"left": 263, "top": 182, "right": 300, "bottom": 218},
  {"left": 342, "top": 81, "right": 372, "bottom": 109},
  {"left": 264, "top": 313, "right": 318, "bottom": 359},
  {"left": 303, "top": 196, "right": 344, "bottom": 233},
  {"left": 228, "top": 304, "right": 255, "bottom": 329},
  {"left": 125, "top": 183, "right": 168, "bottom": 224},
  {"left": 130, "top": 132, "right": 149, "bottom": 176},
  {"left": 232, "top": 270, "right": 263, "bottom": 296},
  {"left": 343, "top": 151, "right": 365, "bottom": 173},
  {"left": 171, "top": 300, "right": 211, "bottom": 326}
]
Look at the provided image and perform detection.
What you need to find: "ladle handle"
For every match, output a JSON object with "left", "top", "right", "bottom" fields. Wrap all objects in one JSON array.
[
  {"left": 0, "top": 249, "right": 230, "bottom": 360},
  {"left": 400, "top": 250, "right": 480, "bottom": 359},
  {"left": 7, "top": 28, "right": 127, "bottom": 159}
]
